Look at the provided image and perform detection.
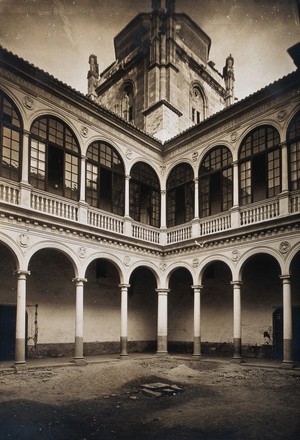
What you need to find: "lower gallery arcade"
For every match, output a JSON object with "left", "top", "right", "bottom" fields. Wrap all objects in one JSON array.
[{"left": 0, "top": 234, "right": 299, "bottom": 367}]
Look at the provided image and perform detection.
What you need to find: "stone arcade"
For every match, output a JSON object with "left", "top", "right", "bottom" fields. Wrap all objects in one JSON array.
[{"left": 0, "top": 0, "right": 300, "bottom": 368}]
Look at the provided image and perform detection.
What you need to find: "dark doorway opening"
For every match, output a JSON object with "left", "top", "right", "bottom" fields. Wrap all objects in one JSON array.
[
  {"left": 273, "top": 306, "right": 300, "bottom": 361},
  {"left": 0, "top": 305, "right": 16, "bottom": 361}
]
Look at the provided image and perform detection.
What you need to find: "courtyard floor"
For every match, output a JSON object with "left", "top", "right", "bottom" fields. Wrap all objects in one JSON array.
[{"left": 0, "top": 355, "right": 300, "bottom": 440}]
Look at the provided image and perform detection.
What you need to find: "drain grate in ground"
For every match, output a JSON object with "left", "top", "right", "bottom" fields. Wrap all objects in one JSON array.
[{"left": 141, "top": 382, "right": 184, "bottom": 398}]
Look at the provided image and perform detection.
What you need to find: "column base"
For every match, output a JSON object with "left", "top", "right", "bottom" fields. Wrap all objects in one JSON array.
[
  {"left": 120, "top": 336, "right": 128, "bottom": 357},
  {"left": 156, "top": 351, "right": 169, "bottom": 357},
  {"left": 280, "top": 360, "right": 295, "bottom": 369},
  {"left": 72, "top": 358, "right": 87, "bottom": 366},
  {"left": 119, "top": 354, "right": 129, "bottom": 359},
  {"left": 231, "top": 356, "right": 244, "bottom": 363},
  {"left": 193, "top": 337, "right": 202, "bottom": 356},
  {"left": 14, "top": 361, "right": 27, "bottom": 371}
]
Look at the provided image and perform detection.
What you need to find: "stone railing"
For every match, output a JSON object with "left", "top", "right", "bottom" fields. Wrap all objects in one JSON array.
[
  {"left": 0, "top": 179, "right": 19, "bottom": 205},
  {"left": 88, "top": 208, "right": 124, "bottom": 234},
  {"left": 167, "top": 223, "right": 192, "bottom": 244},
  {"left": 132, "top": 222, "right": 160, "bottom": 244},
  {"left": 240, "top": 197, "right": 279, "bottom": 226},
  {"left": 31, "top": 190, "right": 78, "bottom": 221},
  {"left": 290, "top": 190, "right": 300, "bottom": 213},
  {"left": 199, "top": 212, "right": 231, "bottom": 235}
]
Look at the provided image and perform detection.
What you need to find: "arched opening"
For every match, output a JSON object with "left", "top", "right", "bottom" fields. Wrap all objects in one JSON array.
[
  {"left": 86, "top": 141, "right": 125, "bottom": 215},
  {"left": 0, "top": 90, "right": 23, "bottom": 182},
  {"left": 239, "top": 125, "right": 281, "bottom": 205},
  {"left": 201, "top": 261, "right": 232, "bottom": 356},
  {"left": 122, "top": 82, "right": 135, "bottom": 123},
  {"left": 30, "top": 116, "right": 80, "bottom": 200},
  {"left": 130, "top": 162, "right": 160, "bottom": 227},
  {"left": 0, "top": 243, "right": 19, "bottom": 360},
  {"left": 168, "top": 268, "right": 193, "bottom": 353},
  {"left": 190, "top": 84, "right": 205, "bottom": 125},
  {"left": 84, "top": 258, "right": 121, "bottom": 355},
  {"left": 128, "top": 267, "right": 157, "bottom": 353},
  {"left": 199, "top": 146, "right": 233, "bottom": 217},
  {"left": 27, "top": 249, "right": 75, "bottom": 358},
  {"left": 290, "top": 251, "right": 300, "bottom": 362},
  {"left": 167, "top": 163, "right": 194, "bottom": 227},
  {"left": 241, "top": 253, "right": 281, "bottom": 359}
]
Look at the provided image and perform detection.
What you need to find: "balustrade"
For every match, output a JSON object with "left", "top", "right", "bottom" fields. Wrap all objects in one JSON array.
[
  {"left": 167, "top": 224, "right": 192, "bottom": 244},
  {"left": 0, "top": 180, "right": 19, "bottom": 205},
  {"left": 240, "top": 198, "right": 279, "bottom": 226},
  {"left": 132, "top": 222, "right": 160, "bottom": 243},
  {"left": 88, "top": 208, "right": 124, "bottom": 234},
  {"left": 199, "top": 213, "right": 231, "bottom": 236},
  {"left": 31, "top": 190, "right": 78, "bottom": 221}
]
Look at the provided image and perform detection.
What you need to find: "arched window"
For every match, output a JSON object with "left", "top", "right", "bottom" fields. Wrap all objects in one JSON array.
[
  {"left": 30, "top": 116, "right": 80, "bottom": 200},
  {"left": 287, "top": 110, "right": 300, "bottom": 191},
  {"left": 167, "top": 163, "right": 194, "bottom": 227},
  {"left": 122, "top": 83, "right": 134, "bottom": 123},
  {"left": 199, "top": 147, "right": 233, "bottom": 217},
  {"left": 86, "top": 141, "right": 125, "bottom": 215},
  {"left": 0, "top": 91, "right": 22, "bottom": 182},
  {"left": 190, "top": 85, "right": 205, "bottom": 125},
  {"left": 130, "top": 162, "right": 160, "bottom": 227},
  {"left": 239, "top": 126, "right": 280, "bottom": 205}
]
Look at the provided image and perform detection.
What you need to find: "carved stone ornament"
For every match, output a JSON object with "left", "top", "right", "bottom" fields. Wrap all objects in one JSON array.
[
  {"left": 230, "top": 131, "right": 237, "bottom": 142},
  {"left": 192, "top": 258, "right": 199, "bottom": 268},
  {"left": 160, "top": 166, "right": 166, "bottom": 176},
  {"left": 123, "top": 255, "right": 131, "bottom": 266},
  {"left": 78, "top": 247, "right": 86, "bottom": 258},
  {"left": 279, "top": 241, "right": 291, "bottom": 254},
  {"left": 81, "top": 125, "right": 89, "bottom": 137},
  {"left": 231, "top": 250, "right": 239, "bottom": 262},
  {"left": 23, "top": 96, "right": 34, "bottom": 110},
  {"left": 126, "top": 149, "right": 133, "bottom": 160},
  {"left": 192, "top": 152, "right": 198, "bottom": 162},
  {"left": 19, "top": 233, "right": 29, "bottom": 247},
  {"left": 159, "top": 262, "right": 167, "bottom": 272},
  {"left": 277, "top": 109, "right": 287, "bottom": 122}
]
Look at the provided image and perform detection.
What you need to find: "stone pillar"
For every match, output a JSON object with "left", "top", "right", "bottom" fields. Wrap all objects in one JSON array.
[
  {"left": 124, "top": 175, "right": 131, "bottom": 217},
  {"left": 20, "top": 131, "right": 31, "bottom": 207},
  {"left": 78, "top": 156, "right": 88, "bottom": 224},
  {"left": 192, "top": 285, "right": 203, "bottom": 356},
  {"left": 280, "top": 275, "right": 293, "bottom": 366},
  {"left": 156, "top": 289, "right": 169, "bottom": 355},
  {"left": 279, "top": 142, "right": 289, "bottom": 215},
  {"left": 14, "top": 270, "right": 30, "bottom": 368},
  {"left": 231, "top": 281, "right": 243, "bottom": 360},
  {"left": 230, "top": 161, "right": 240, "bottom": 228},
  {"left": 119, "top": 284, "right": 130, "bottom": 357},
  {"left": 194, "top": 178, "right": 199, "bottom": 219},
  {"left": 160, "top": 189, "right": 166, "bottom": 229},
  {"left": 72, "top": 277, "right": 87, "bottom": 365}
]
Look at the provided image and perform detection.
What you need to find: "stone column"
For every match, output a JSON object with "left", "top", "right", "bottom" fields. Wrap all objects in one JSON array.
[
  {"left": 14, "top": 270, "right": 30, "bottom": 368},
  {"left": 156, "top": 289, "right": 169, "bottom": 355},
  {"left": 119, "top": 284, "right": 130, "bottom": 357},
  {"left": 72, "top": 277, "right": 87, "bottom": 365},
  {"left": 192, "top": 285, "right": 203, "bottom": 356},
  {"left": 279, "top": 142, "right": 289, "bottom": 215},
  {"left": 80, "top": 156, "right": 87, "bottom": 202},
  {"left": 124, "top": 175, "right": 131, "bottom": 218},
  {"left": 20, "top": 131, "right": 31, "bottom": 207},
  {"left": 231, "top": 281, "right": 243, "bottom": 360},
  {"left": 230, "top": 161, "right": 240, "bottom": 228},
  {"left": 160, "top": 189, "right": 166, "bottom": 229},
  {"left": 280, "top": 275, "right": 293, "bottom": 366},
  {"left": 194, "top": 178, "right": 199, "bottom": 219}
]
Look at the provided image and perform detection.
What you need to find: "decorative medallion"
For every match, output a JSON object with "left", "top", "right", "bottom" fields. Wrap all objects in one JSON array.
[
  {"left": 19, "top": 233, "right": 29, "bottom": 247},
  {"left": 277, "top": 109, "right": 287, "bottom": 122},
  {"left": 230, "top": 131, "right": 237, "bottom": 142},
  {"left": 231, "top": 250, "right": 239, "bottom": 262},
  {"left": 78, "top": 247, "right": 86, "bottom": 258},
  {"left": 192, "top": 258, "right": 199, "bottom": 268},
  {"left": 159, "top": 262, "right": 167, "bottom": 272},
  {"left": 279, "top": 241, "right": 291, "bottom": 254},
  {"left": 125, "top": 149, "right": 132, "bottom": 160},
  {"left": 123, "top": 255, "right": 131, "bottom": 266},
  {"left": 81, "top": 125, "right": 89, "bottom": 137},
  {"left": 192, "top": 152, "right": 198, "bottom": 162},
  {"left": 23, "top": 96, "right": 34, "bottom": 110}
]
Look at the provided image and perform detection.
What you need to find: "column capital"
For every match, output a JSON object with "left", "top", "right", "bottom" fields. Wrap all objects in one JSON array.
[
  {"left": 155, "top": 288, "right": 170, "bottom": 294},
  {"left": 230, "top": 280, "right": 243, "bottom": 286},
  {"left": 23, "top": 129, "right": 31, "bottom": 137},
  {"left": 161, "top": 189, "right": 166, "bottom": 195},
  {"left": 118, "top": 284, "right": 131, "bottom": 289},
  {"left": 125, "top": 174, "right": 131, "bottom": 180},
  {"left": 81, "top": 155, "right": 87, "bottom": 161},
  {"left": 192, "top": 285, "right": 203, "bottom": 290},
  {"left": 280, "top": 274, "right": 291, "bottom": 282},
  {"left": 193, "top": 177, "right": 199, "bottom": 183},
  {"left": 279, "top": 141, "right": 288, "bottom": 148},
  {"left": 232, "top": 160, "right": 238, "bottom": 167},
  {"left": 13, "top": 270, "right": 31, "bottom": 277},
  {"left": 72, "top": 277, "right": 87, "bottom": 284}
]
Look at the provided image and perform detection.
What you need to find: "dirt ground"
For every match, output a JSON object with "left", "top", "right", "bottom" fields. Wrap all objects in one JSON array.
[{"left": 0, "top": 356, "right": 300, "bottom": 440}]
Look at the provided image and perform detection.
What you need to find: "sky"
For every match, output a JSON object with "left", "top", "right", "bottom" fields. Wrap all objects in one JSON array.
[{"left": 0, "top": 0, "right": 299, "bottom": 100}]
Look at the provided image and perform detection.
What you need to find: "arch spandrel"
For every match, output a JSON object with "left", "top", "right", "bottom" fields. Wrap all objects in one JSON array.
[{"left": 236, "top": 247, "right": 284, "bottom": 281}]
